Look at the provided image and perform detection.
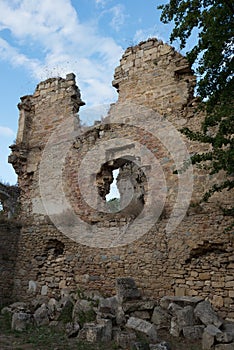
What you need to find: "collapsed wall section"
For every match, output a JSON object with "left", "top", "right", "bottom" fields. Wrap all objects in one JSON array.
[{"left": 8, "top": 39, "right": 234, "bottom": 318}]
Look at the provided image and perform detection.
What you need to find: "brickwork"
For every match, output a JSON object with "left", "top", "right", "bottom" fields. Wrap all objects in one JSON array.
[{"left": 8, "top": 39, "right": 234, "bottom": 318}]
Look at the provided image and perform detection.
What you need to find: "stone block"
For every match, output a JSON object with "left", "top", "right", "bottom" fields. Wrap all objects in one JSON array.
[
  {"left": 65, "top": 322, "right": 80, "bottom": 338},
  {"left": 214, "top": 344, "right": 234, "bottom": 350},
  {"left": 151, "top": 306, "right": 170, "bottom": 329},
  {"left": 183, "top": 325, "right": 205, "bottom": 339},
  {"left": 126, "top": 317, "right": 157, "bottom": 343},
  {"left": 114, "top": 329, "right": 137, "bottom": 348},
  {"left": 72, "top": 299, "right": 94, "bottom": 324},
  {"left": 170, "top": 317, "right": 181, "bottom": 337},
  {"left": 80, "top": 320, "right": 112, "bottom": 343},
  {"left": 33, "top": 304, "right": 50, "bottom": 326},
  {"left": 149, "top": 342, "right": 171, "bottom": 350},
  {"left": 160, "top": 296, "right": 203, "bottom": 310},
  {"left": 175, "top": 305, "right": 195, "bottom": 328},
  {"left": 131, "top": 342, "right": 150, "bottom": 350},
  {"left": 202, "top": 325, "right": 222, "bottom": 350},
  {"left": 12, "top": 312, "right": 33, "bottom": 331},
  {"left": 194, "top": 301, "right": 223, "bottom": 328},
  {"left": 116, "top": 277, "right": 141, "bottom": 303},
  {"left": 123, "top": 300, "right": 156, "bottom": 313}
]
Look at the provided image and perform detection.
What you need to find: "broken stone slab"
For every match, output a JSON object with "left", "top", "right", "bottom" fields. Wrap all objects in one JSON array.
[
  {"left": 79, "top": 320, "right": 112, "bottom": 343},
  {"left": 97, "top": 295, "right": 126, "bottom": 325},
  {"left": 131, "top": 342, "right": 150, "bottom": 350},
  {"left": 126, "top": 317, "right": 157, "bottom": 343},
  {"left": 11, "top": 312, "right": 33, "bottom": 331},
  {"left": 183, "top": 325, "right": 205, "bottom": 339},
  {"left": 214, "top": 344, "right": 234, "bottom": 350},
  {"left": 167, "top": 302, "right": 183, "bottom": 315},
  {"left": 113, "top": 329, "right": 137, "bottom": 348},
  {"left": 131, "top": 310, "right": 151, "bottom": 320},
  {"left": 98, "top": 295, "right": 119, "bottom": 318},
  {"left": 216, "top": 330, "right": 234, "bottom": 343},
  {"left": 123, "top": 300, "right": 156, "bottom": 313},
  {"left": 160, "top": 296, "right": 203, "bottom": 310},
  {"left": 2, "top": 302, "right": 30, "bottom": 315},
  {"left": 65, "top": 322, "right": 80, "bottom": 338},
  {"left": 47, "top": 298, "right": 59, "bottom": 319},
  {"left": 170, "top": 316, "right": 181, "bottom": 337},
  {"left": 151, "top": 306, "right": 170, "bottom": 329},
  {"left": 33, "top": 304, "right": 50, "bottom": 326},
  {"left": 97, "top": 319, "right": 112, "bottom": 342},
  {"left": 116, "top": 277, "right": 141, "bottom": 303},
  {"left": 149, "top": 341, "right": 171, "bottom": 350},
  {"left": 72, "top": 299, "right": 94, "bottom": 324},
  {"left": 220, "top": 323, "right": 234, "bottom": 341},
  {"left": 202, "top": 325, "right": 223, "bottom": 350},
  {"left": 194, "top": 301, "right": 223, "bottom": 328},
  {"left": 174, "top": 305, "right": 195, "bottom": 328}
]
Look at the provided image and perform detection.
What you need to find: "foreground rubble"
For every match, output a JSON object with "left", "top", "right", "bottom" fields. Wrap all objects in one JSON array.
[{"left": 2, "top": 278, "right": 234, "bottom": 350}]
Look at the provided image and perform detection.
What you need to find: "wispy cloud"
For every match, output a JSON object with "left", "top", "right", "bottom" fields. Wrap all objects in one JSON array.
[
  {"left": 109, "top": 4, "right": 127, "bottom": 32},
  {"left": 0, "top": 0, "right": 124, "bottom": 106},
  {"left": 0, "top": 126, "right": 15, "bottom": 137},
  {"left": 95, "top": 0, "right": 108, "bottom": 7},
  {"left": 133, "top": 26, "right": 166, "bottom": 44}
]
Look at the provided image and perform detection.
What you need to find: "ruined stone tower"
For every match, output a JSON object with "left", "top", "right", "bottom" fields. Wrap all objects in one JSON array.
[{"left": 7, "top": 39, "right": 234, "bottom": 318}]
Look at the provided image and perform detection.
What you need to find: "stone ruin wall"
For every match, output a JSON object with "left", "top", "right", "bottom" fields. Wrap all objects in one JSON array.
[{"left": 7, "top": 39, "right": 234, "bottom": 318}]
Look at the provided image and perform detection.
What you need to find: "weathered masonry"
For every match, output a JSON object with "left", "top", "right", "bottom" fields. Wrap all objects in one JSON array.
[{"left": 7, "top": 39, "right": 233, "bottom": 318}]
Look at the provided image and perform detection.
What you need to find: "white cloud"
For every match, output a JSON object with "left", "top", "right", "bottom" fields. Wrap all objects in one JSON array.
[
  {"left": 109, "top": 4, "right": 127, "bottom": 32},
  {"left": 95, "top": 0, "right": 108, "bottom": 7},
  {"left": 0, "top": 0, "right": 124, "bottom": 109},
  {"left": 133, "top": 27, "right": 166, "bottom": 44},
  {"left": 0, "top": 126, "right": 15, "bottom": 137}
]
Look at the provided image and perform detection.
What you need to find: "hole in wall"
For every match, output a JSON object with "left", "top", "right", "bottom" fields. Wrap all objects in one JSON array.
[
  {"left": 105, "top": 169, "right": 120, "bottom": 201},
  {"left": 45, "top": 239, "right": 65, "bottom": 257},
  {"left": 96, "top": 157, "right": 146, "bottom": 216}
]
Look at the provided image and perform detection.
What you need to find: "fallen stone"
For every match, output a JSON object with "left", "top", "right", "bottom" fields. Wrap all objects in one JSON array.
[
  {"left": 98, "top": 296, "right": 119, "bottom": 319},
  {"left": 221, "top": 323, "right": 234, "bottom": 341},
  {"left": 175, "top": 305, "right": 195, "bottom": 328},
  {"left": 47, "top": 298, "right": 59, "bottom": 319},
  {"left": 65, "top": 322, "right": 80, "bottom": 338},
  {"left": 216, "top": 330, "right": 234, "bottom": 343},
  {"left": 79, "top": 320, "right": 112, "bottom": 343},
  {"left": 160, "top": 296, "right": 203, "bottom": 310},
  {"left": 34, "top": 304, "right": 50, "bottom": 326},
  {"left": 214, "top": 344, "right": 234, "bottom": 350},
  {"left": 11, "top": 312, "right": 33, "bottom": 331},
  {"left": 167, "top": 302, "right": 183, "bottom": 315},
  {"left": 183, "top": 325, "right": 205, "bottom": 339},
  {"left": 131, "top": 342, "right": 150, "bottom": 350},
  {"left": 202, "top": 325, "right": 222, "bottom": 350},
  {"left": 116, "top": 277, "right": 141, "bottom": 303},
  {"left": 126, "top": 317, "right": 157, "bottom": 343},
  {"left": 149, "top": 341, "right": 171, "bottom": 350},
  {"left": 2, "top": 302, "right": 30, "bottom": 315},
  {"left": 194, "top": 301, "right": 223, "bottom": 328},
  {"left": 151, "top": 306, "right": 170, "bottom": 329},
  {"left": 113, "top": 329, "right": 137, "bottom": 348},
  {"left": 123, "top": 300, "right": 156, "bottom": 313},
  {"left": 72, "top": 299, "right": 94, "bottom": 324},
  {"left": 170, "top": 316, "right": 181, "bottom": 337},
  {"left": 97, "top": 319, "right": 112, "bottom": 342},
  {"left": 132, "top": 310, "right": 151, "bottom": 320}
]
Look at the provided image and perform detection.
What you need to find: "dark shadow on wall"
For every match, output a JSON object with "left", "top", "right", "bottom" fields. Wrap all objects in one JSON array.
[{"left": 0, "top": 220, "right": 21, "bottom": 307}]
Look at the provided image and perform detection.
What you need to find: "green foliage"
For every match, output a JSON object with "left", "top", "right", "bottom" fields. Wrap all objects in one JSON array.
[
  {"left": 58, "top": 301, "right": 74, "bottom": 323},
  {"left": 158, "top": 1, "right": 234, "bottom": 213},
  {"left": 106, "top": 197, "right": 120, "bottom": 212}
]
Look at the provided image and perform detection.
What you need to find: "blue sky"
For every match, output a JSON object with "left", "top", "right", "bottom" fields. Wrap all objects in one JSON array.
[{"left": 0, "top": 0, "right": 181, "bottom": 185}]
